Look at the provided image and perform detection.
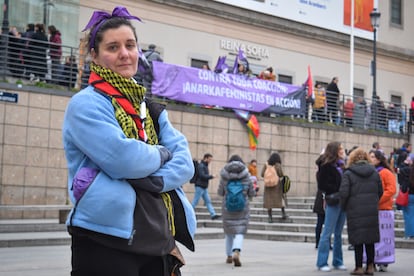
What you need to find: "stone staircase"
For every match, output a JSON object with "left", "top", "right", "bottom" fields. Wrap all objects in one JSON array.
[
  {"left": 195, "top": 196, "right": 414, "bottom": 249},
  {"left": 0, "top": 197, "right": 413, "bottom": 249}
]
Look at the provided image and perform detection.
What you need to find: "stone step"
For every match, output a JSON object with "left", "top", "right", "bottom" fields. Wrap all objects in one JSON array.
[
  {"left": 0, "top": 197, "right": 410, "bottom": 249},
  {"left": 0, "top": 218, "right": 412, "bottom": 249},
  {"left": 196, "top": 210, "right": 406, "bottom": 228},
  {"left": 0, "top": 219, "right": 66, "bottom": 233},
  {"left": 197, "top": 217, "right": 407, "bottom": 238},
  {"left": 193, "top": 228, "right": 414, "bottom": 249}
]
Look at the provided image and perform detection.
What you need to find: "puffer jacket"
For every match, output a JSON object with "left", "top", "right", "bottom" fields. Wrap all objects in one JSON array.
[
  {"left": 218, "top": 161, "right": 255, "bottom": 234},
  {"left": 339, "top": 161, "right": 383, "bottom": 245}
]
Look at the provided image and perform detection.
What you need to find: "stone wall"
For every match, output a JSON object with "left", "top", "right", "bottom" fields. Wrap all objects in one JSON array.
[{"left": 0, "top": 85, "right": 407, "bottom": 218}]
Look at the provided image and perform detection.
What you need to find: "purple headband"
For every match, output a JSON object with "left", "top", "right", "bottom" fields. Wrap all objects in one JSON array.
[{"left": 82, "top": 6, "right": 142, "bottom": 50}]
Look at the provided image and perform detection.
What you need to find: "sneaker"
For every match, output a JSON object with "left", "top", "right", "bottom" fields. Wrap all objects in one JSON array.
[
  {"left": 318, "top": 266, "right": 331, "bottom": 272},
  {"left": 226, "top": 256, "right": 232, "bottom": 264},
  {"left": 334, "top": 265, "right": 347, "bottom": 271},
  {"left": 378, "top": 264, "right": 387, "bottom": 272},
  {"left": 211, "top": 215, "right": 221, "bottom": 220}
]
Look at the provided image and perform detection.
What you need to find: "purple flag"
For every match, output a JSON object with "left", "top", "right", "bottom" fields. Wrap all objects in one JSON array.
[
  {"left": 138, "top": 48, "right": 150, "bottom": 73},
  {"left": 232, "top": 48, "right": 249, "bottom": 74},
  {"left": 214, "top": 56, "right": 228, "bottom": 73}
]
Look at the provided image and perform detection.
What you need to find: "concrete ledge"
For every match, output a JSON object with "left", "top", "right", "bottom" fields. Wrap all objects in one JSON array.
[
  {"left": 0, "top": 205, "right": 72, "bottom": 211},
  {"left": 0, "top": 205, "right": 72, "bottom": 224}
]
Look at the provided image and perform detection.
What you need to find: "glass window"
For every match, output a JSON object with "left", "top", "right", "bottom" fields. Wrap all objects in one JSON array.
[
  {"left": 5, "top": 0, "right": 80, "bottom": 48},
  {"left": 390, "top": 95, "right": 402, "bottom": 104},
  {"left": 191, "top": 58, "right": 210, "bottom": 69},
  {"left": 390, "top": 0, "right": 402, "bottom": 26},
  {"left": 278, "top": 74, "right": 292, "bottom": 84},
  {"left": 353, "top": 88, "right": 364, "bottom": 98}
]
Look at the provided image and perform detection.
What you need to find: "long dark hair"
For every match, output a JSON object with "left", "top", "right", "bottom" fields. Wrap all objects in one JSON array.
[
  {"left": 267, "top": 152, "right": 281, "bottom": 166},
  {"left": 321, "top": 141, "right": 342, "bottom": 166},
  {"left": 369, "top": 150, "right": 392, "bottom": 171},
  {"left": 48, "top": 25, "right": 58, "bottom": 35}
]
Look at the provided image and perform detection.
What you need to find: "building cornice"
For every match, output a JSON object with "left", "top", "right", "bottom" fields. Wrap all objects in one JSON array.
[{"left": 148, "top": 0, "right": 414, "bottom": 62}]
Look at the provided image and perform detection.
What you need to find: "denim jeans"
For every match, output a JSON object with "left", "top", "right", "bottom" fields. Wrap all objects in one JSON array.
[
  {"left": 191, "top": 186, "right": 216, "bottom": 217},
  {"left": 402, "top": 194, "right": 414, "bottom": 237},
  {"left": 316, "top": 204, "right": 346, "bottom": 268},
  {"left": 225, "top": 234, "right": 244, "bottom": 256}
]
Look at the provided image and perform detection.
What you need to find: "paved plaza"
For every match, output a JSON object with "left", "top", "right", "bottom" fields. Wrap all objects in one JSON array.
[{"left": 0, "top": 238, "right": 412, "bottom": 276}]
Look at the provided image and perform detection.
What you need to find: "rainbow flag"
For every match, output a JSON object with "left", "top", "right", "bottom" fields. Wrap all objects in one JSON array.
[{"left": 234, "top": 109, "right": 260, "bottom": 150}]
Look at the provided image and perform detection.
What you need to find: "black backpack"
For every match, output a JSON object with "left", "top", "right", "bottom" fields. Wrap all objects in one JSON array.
[{"left": 189, "top": 159, "right": 199, "bottom": 184}]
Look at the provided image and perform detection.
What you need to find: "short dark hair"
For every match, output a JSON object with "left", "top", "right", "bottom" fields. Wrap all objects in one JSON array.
[
  {"left": 203, "top": 153, "right": 213, "bottom": 159},
  {"left": 88, "top": 17, "right": 137, "bottom": 54}
]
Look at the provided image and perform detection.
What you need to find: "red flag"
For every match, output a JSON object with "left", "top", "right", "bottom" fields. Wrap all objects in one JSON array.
[{"left": 307, "top": 65, "right": 313, "bottom": 98}]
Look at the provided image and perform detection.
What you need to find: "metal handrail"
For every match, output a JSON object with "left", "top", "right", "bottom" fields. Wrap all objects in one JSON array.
[{"left": 0, "top": 33, "right": 412, "bottom": 135}]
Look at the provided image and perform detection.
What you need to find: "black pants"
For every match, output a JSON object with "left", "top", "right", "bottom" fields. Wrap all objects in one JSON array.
[
  {"left": 71, "top": 234, "right": 165, "bottom": 276},
  {"left": 315, "top": 213, "right": 325, "bottom": 246},
  {"left": 354, "top": 243, "right": 375, "bottom": 268}
]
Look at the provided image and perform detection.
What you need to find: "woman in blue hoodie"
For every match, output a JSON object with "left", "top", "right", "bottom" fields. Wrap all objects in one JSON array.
[{"left": 62, "top": 6, "right": 195, "bottom": 276}]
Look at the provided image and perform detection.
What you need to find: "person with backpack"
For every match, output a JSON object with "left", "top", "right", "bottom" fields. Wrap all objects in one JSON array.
[
  {"left": 261, "top": 152, "right": 288, "bottom": 222},
  {"left": 218, "top": 155, "right": 255, "bottom": 267}
]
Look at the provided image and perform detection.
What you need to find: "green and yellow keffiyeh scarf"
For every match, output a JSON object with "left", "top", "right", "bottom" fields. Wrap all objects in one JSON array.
[
  {"left": 89, "top": 63, "right": 175, "bottom": 236},
  {"left": 90, "top": 62, "right": 158, "bottom": 145}
]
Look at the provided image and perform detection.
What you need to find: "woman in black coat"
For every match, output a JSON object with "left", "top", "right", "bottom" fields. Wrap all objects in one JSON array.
[
  {"left": 339, "top": 148, "right": 383, "bottom": 275},
  {"left": 316, "top": 141, "right": 347, "bottom": 272}
]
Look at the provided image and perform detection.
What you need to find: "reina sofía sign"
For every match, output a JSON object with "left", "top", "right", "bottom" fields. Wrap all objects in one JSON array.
[{"left": 220, "top": 39, "right": 269, "bottom": 59}]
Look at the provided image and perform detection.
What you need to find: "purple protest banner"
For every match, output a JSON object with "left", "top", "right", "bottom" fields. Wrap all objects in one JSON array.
[
  {"left": 363, "top": 210, "right": 395, "bottom": 264},
  {"left": 151, "top": 61, "right": 306, "bottom": 116}
]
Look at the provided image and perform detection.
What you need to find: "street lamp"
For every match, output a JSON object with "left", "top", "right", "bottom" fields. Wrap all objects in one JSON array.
[
  {"left": 370, "top": 8, "right": 381, "bottom": 100},
  {"left": 370, "top": 8, "right": 380, "bottom": 130}
]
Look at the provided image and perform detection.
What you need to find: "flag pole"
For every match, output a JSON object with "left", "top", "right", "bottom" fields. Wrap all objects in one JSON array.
[{"left": 349, "top": 0, "right": 355, "bottom": 98}]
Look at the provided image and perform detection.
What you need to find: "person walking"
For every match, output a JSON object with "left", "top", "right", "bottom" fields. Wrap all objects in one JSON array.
[
  {"left": 218, "top": 155, "right": 255, "bottom": 267},
  {"left": 369, "top": 149, "right": 397, "bottom": 272},
  {"left": 62, "top": 6, "right": 195, "bottom": 275},
  {"left": 316, "top": 141, "right": 347, "bottom": 272},
  {"left": 340, "top": 148, "right": 383, "bottom": 275},
  {"left": 261, "top": 152, "right": 288, "bottom": 223},
  {"left": 192, "top": 153, "right": 220, "bottom": 220}
]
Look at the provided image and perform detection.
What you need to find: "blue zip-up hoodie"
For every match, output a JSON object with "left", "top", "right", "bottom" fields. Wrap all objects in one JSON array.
[{"left": 62, "top": 85, "right": 196, "bottom": 241}]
